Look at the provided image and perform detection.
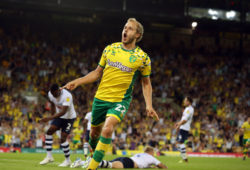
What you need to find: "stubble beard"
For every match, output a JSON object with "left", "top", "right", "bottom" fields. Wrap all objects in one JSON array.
[{"left": 123, "top": 35, "right": 136, "bottom": 45}]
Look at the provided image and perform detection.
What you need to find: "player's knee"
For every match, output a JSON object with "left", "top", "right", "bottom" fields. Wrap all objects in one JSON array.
[
  {"left": 102, "top": 125, "right": 113, "bottom": 137},
  {"left": 90, "top": 130, "right": 100, "bottom": 140},
  {"left": 46, "top": 125, "right": 58, "bottom": 135}
]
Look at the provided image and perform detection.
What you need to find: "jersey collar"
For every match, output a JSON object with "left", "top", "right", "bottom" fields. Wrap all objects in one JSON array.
[{"left": 120, "top": 44, "right": 137, "bottom": 52}]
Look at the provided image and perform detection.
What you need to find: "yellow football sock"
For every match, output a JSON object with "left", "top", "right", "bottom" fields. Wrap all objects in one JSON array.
[{"left": 87, "top": 136, "right": 111, "bottom": 170}]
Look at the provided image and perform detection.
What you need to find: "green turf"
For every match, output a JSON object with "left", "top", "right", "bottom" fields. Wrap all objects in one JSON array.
[{"left": 0, "top": 153, "right": 249, "bottom": 170}]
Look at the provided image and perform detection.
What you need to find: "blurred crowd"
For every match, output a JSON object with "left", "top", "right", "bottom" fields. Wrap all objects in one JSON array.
[{"left": 0, "top": 23, "right": 249, "bottom": 154}]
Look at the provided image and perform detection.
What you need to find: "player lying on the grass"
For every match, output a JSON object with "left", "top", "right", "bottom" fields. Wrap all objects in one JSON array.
[
  {"left": 71, "top": 146, "right": 167, "bottom": 169},
  {"left": 39, "top": 84, "right": 76, "bottom": 167}
]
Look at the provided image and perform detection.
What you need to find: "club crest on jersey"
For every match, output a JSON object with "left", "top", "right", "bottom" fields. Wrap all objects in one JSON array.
[{"left": 129, "top": 55, "right": 137, "bottom": 63}]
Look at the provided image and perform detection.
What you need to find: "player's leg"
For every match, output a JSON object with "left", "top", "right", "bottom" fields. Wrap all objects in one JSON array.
[
  {"left": 179, "top": 142, "right": 188, "bottom": 162},
  {"left": 74, "top": 99, "right": 108, "bottom": 169},
  {"left": 88, "top": 98, "right": 109, "bottom": 151},
  {"left": 100, "top": 160, "right": 123, "bottom": 168},
  {"left": 81, "top": 158, "right": 123, "bottom": 169},
  {"left": 81, "top": 125, "right": 103, "bottom": 168},
  {"left": 59, "top": 132, "right": 71, "bottom": 166},
  {"left": 71, "top": 127, "right": 102, "bottom": 169},
  {"left": 176, "top": 130, "right": 182, "bottom": 160},
  {"left": 247, "top": 140, "right": 250, "bottom": 158},
  {"left": 242, "top": 139, "right": 249, "bottom": 160},
  {"left": 87, "top": 100, "right": 129, "bottom": 170},
  {"left": 177, "top": 129, "right": 188, "bottom": 162},
  {"left": 40, "top": 124, "right": 59, "bottom": 165},
  {"left": 58, "top": 118, "right": 75, "bottom": 167},
  {"left": 83, "top": 130, "right": 91, "bottom": 158},
  {"left": 81, "top": 156, "right": 134, "bottom": 169},
  {"left": 89, "top": 125, "right": 103, "bottom": 151},
  {"left": 87, "top": 116, "right": 119, "bottom": 169},
  {"left": 46, "top": 125, "right": 59, "bottom": 158},
  {"left": 99, "top": 157, "right": 134, "bottom": 168}
]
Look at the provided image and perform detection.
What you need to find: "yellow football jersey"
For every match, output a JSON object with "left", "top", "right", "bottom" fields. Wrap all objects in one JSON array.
[
  {"left": 73, "top": 128, "right": 83, "bottom": 141},
  {"left": 95, "top": 42, "right": 151, "bottom": 102},
  {"left": 242, "top": 121, "right": 250, "bottom": 139}
]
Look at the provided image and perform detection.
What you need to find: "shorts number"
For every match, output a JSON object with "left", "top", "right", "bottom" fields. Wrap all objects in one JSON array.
[
  {"left": 115, "top": 104, "right": 126, "bottom": 114},
  {"left": 66, "top": 123, "right": 71, "bottom": 131}
]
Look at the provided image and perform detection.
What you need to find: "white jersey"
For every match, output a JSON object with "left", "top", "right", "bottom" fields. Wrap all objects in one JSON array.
[
  {"left": 84, "top": 112, "right": 92, "bottom": 130},
  {"left": 130, "top": 153, "right": 160, "bottom": 168},
  {"left": 48, "top": 89, "right": 76, "bottom": 119},
  {"left": 180, "top": 105, "right": 194, "bottom": 131}
]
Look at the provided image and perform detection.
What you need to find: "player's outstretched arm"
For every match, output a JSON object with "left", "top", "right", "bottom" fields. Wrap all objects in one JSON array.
[
  {"left": 157, "top": 163, "right": 168, "bottom": 169},
  {"left": 40, "top": 106, "right": 68, "bottom": 123},
  {"left": 141, "top": 76, "right": 159, "bottom": 121},
  {"left": 62, "top": 66, "right": 103, "bottom": 90}
]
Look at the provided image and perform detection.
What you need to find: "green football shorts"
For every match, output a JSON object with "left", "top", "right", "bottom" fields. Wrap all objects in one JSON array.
[
  {"left": 72, "top": 140, "right": 81, "bottom": 145},
  {"left": 91, "top": 98, "right": 130, "bottom": 127},
  {"left": 243, "top": 138, "right": 250, "bottom": 145}
]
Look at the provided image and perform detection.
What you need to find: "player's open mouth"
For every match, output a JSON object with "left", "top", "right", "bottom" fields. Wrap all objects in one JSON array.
[{"left": 124, "top": 33, "right": 127, "bottom": 38}]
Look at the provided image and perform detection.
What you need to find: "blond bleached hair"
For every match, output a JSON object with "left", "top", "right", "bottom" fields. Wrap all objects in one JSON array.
[
  {"left": 144, "top": 146, "right": 154, "bottom": 153},
  {"left": 127, "top": 18, "right": 144, "bottom": 42}
]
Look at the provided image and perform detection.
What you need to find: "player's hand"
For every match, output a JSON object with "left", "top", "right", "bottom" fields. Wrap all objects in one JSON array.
[
  {"left": 175, "top": 122, "right": 181, "bottom": 130},
  {"left": 62, "top": 81, "right": 78, "bottom": 91},
  {"left": 146, "top": 107, "right": 159, "bottom": 121},
  {"left": 39, "top": 117, "right": 51, "bottom": 123}
]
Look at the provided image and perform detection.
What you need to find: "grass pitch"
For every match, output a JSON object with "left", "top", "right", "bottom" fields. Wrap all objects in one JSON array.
[{"left": 0, "top": 153, "right": 250, "bottom": 170}]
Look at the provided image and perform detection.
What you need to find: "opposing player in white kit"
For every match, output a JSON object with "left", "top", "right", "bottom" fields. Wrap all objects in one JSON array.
[
  {"left": 175, "top": 96, "right": 194, "bottom": 163},
  {"left": 72, "top": 146, "right": 167, "bottom": 169},
  {"left": 83, "top": 111, "right": 92, "bottom": 158},
  {"left": 39, "top": 84, "right": 76, "bottom": 167}
]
